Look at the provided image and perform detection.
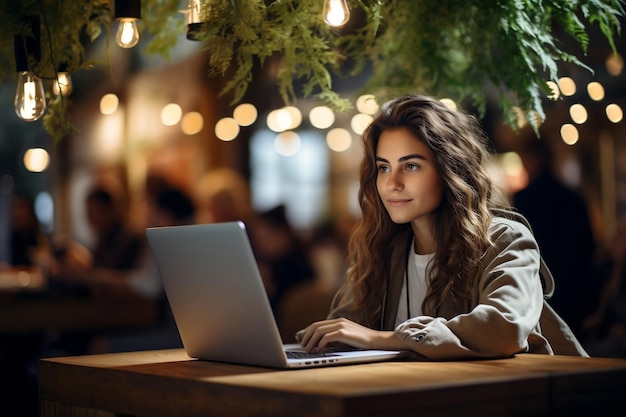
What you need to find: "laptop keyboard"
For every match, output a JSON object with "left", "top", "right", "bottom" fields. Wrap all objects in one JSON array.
[{"left": 286, "top": 351, "right": 340, "bottom": 359}]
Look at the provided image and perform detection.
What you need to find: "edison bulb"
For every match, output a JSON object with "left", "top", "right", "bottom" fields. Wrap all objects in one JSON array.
[
  {"left": 14, "top": 71, "right": 46, "bottom": 122},
  {"left": 323, "top": 0, "right": 350, "bottom": 28},
  {"left": 52, "top": 72, "right": 72, "bottom": 96},
  {"left": 116, "top": 19, "right": 139, "bottom": 48}
]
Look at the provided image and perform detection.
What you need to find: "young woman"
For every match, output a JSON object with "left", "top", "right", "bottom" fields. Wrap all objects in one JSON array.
[{"left": 298, "top": 94, "right": 588, "bottom": 359}]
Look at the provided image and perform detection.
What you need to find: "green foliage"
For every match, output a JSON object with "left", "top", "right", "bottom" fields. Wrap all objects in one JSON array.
[
  {"left": 0, "top": 0, "right": 112, "bottom": 143},
  {"left": 341, "top": 0, "right": 624, "bottom": 132},
  {"left": 141, "top": 0, "right": 186, "bottom": 59},
  {"left": 0, "top": 0, "right": 624, "bottom": 141}
]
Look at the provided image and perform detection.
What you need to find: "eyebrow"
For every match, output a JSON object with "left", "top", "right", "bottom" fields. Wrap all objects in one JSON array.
[{"left": 375, "top": 154, "right": 427, "bottom": 163}]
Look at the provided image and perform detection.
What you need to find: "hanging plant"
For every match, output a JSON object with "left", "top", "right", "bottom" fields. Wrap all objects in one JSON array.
[{"left": 0, "top": 0, "right": 624, "bottom": 142}]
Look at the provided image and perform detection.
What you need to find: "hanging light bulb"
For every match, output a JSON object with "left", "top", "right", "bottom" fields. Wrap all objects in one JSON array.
[
  {"left": 323, "top": 0, "right": 350, "bottom": 28},
  {"left": 13, "top": 16, "right": 46, "bottom": 122},
  {"left": 114, "top": 0, "right": 141, "bottom": 48},
  {"left": 15, "top": 71, "right": 46, "bottom": 121},
  {"left": 52, "top": 64, "right": 72, "bottom": 96},
  {"left": 116, "top": 19, "right": 139, "bottom": 48}
]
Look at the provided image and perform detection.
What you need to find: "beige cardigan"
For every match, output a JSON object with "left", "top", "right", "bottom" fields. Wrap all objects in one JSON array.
[{"left": 324, "top": 213, "right": 588, "bottom": 359}]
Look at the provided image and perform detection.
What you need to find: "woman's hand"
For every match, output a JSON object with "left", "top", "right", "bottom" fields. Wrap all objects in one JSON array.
[{"left": 299, "top": 318, "right": 406, "bottom": 352}]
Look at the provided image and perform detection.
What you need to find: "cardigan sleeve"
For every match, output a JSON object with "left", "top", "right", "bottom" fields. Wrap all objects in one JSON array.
[{"left": 394, "top": 218, "right": 546, "bottom": 359}]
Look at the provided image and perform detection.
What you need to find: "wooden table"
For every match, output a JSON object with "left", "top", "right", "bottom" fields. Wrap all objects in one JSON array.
[{"left": 39, "top": 349, "right": 626, "bottom": 417}]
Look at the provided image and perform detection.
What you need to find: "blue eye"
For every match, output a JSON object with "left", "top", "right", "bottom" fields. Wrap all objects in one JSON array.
[
  {"left": 406, "top": 163, "right": 419, "bottom": 171},
  {"left": 377, "top": 165, "right": 390, "bottom": 173}
]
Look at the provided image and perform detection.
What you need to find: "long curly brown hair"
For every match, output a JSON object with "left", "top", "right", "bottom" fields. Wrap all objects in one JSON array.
[{"left": 345, "top": 94, "right": 510, "bottom": 326}]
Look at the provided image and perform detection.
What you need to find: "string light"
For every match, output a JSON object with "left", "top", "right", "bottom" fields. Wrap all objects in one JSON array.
[
  {"left": 114, "top": 0, "right": 141, "bottom": 48},
  {"left": 23, "top": 148, "right": 50, "bottom": 172},
  {"left": 52, "top": 63, "right": 72, "bottom": 96},
  {"left": 558, "top": 76, "right": 576, "bottom": 96},
  {"left": 13, "top": 16, "right": 46, "bottom": 122},
  {"left": 323, "top": 0, "right": 350, "bottom": 28},
  {"left": 309, "top": 106, "right": 335, "bottom": 129},
  {"left": 569, "top": 104, "right": 588, "bottom": 124},
  {"left": 545, "top": 80, "right": 560, "bottom": 100}
]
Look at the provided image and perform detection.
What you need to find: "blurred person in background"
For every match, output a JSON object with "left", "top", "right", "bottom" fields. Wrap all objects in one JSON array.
[
  {"left": 251, "top": 204, "right": 316, "bottom": 317},
  {"left": 84, "top": 185, "right": 144, "bottom": 272},
  {"left": 512, "top": 139, "right": 596, "bottom": 337},
  {"left": 582, "top": 220, "right": 626, "bottom": 358},
  {"left": 47, "top": 183, "right": 145, "bottom": 355},
  {"left": 308, "top": 216, "right": 354, "bottom": 292},
  {"left": 195, "top": 167, "right": 255, "bottom": 225},
  {"left": 6, "top": 192, "right": 49, "bottom": 269},
  {"left": 51, "top": 184, "right": 145, "bottom": 292},
  {"left": 88, "top": 182, "right": 196, "bottom": 353}
]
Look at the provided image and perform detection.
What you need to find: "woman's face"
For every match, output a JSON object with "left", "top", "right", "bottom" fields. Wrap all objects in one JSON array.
[{"left": 375, "top": 127, "right": 444, "bottom": 229}]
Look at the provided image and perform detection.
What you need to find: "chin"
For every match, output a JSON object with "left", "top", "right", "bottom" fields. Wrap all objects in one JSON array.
[{"left": 388, "top": 215, "right": 412, "bottom": 225}]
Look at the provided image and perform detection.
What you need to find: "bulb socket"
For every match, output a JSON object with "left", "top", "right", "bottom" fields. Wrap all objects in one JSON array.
[
  {"left": 14, "top": 16, "right": 41, "bottom": 72},
  {"left": 115, "top": 0, "right": 141, "bottom": 20},
  {"left": 186, "top": 23, "right": 203, "bottom": 41}
]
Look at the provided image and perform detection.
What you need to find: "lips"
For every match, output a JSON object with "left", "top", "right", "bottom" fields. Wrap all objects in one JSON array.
[{"left": 387, "top": 198, "right": 411, "bottom": 207}]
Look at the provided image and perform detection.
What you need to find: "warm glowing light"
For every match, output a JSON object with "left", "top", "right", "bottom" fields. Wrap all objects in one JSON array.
[
  {"left": 52, "top": 72, "right": 72, "bottom": 96},
  {"left": 100, "top": 94, "right": 119, "bottom": 114},
  {"left": 309, "top": 106, "right": 335, "bottom": 129},
  {"left": 215, "top": 117, "right": 240, "bottom": 141},
  {"left": 266, "top": 107, "right": 300, "bottom": 132},
  {"left": 587, "top": 82, "right": 605, "bottom": 101},
  {"left": 181, "top": 111, "right": 204, "bottom": 135},
  {"left": 323, "top": 0, "right": 350, "bottom": 28},
  {"left": 606, "top": 104, "right": 623, "bottom": 123},
  {"left": 233, "top": 103, "right": 258, "bottom": 126},
  {"left": 326, "top": 128, "right": 352, "bottom": 152},
  {"left": 116, "top": 19, "right": 139, "bottom": 48},
  {"left": 350, "top": 113, "right": 373, "bottom": 135},
  {"left": 558, "top": 77, "right": 576, "bottom": 96},
  {"left": 606, "top": 53, "right": 624, "bottom": 76},
  {"left": 560, "top": 124, "right": 579, "bottom": 145},
  {"left": 569, "top": 104, "right": 588, "bottom": 124},
  {"left": 546, "top": 80, "right": 560, "bottom": 100},
  {"left": 356, "top": 94, "right": 379, "bottom": 115},
  {"left": 283, "top": 106, "right": 302, "bottom": 129},
  {"left": 274, "top": 131, "right": 301, "bottom": 156},
  {"left": 276, "top": 108, "right": 292, "bottom": 130},
  {"left": 161, "top": 103, "right": 183, "bottom": 126},
  {"left": 439, "top": 98, "right": 458, "bottom": 111},
  {"left": 23, "top": 148, "right": 50, "bottom": 172},
  {"left": 14, "top": 72, "right": 46, "bottom": 121},
  {"left": 500, "top": 152, "right": 525, "bottom": 177},
  {"left": 266, "top": 110, "right": 281, "bottom": 132}
]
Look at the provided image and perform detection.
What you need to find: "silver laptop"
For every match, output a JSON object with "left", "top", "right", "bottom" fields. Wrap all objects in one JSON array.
[{"left": 145, "top": 221, "right": 406, "bottom": 369}]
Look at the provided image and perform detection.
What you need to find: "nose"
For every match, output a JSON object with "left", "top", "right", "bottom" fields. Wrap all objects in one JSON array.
[{"left": 387, "top": 170, "right": 403, "bottom": 191}]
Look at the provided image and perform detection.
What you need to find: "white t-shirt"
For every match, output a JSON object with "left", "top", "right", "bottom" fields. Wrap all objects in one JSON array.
[{"left": 394, "top": 243, "right": 434, "bottom": 327}]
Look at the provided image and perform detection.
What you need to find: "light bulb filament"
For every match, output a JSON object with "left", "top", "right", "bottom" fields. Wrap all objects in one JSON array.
[{"left": 23, "top": 81, "right": 37, "bottom": 118}]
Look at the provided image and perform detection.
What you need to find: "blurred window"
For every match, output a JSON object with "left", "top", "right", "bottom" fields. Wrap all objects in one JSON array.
[{"left": 250, "top": 129, "right": 329, "bottom": 229}]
